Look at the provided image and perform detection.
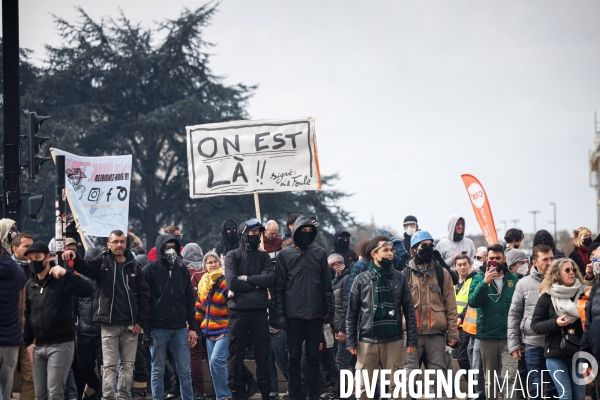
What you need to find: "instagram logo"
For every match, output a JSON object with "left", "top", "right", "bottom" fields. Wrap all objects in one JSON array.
[{"left": 572, "top": 351, "right": 598, "bottom": 385}]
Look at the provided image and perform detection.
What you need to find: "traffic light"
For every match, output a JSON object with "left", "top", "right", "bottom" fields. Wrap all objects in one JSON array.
[{"left": 28, "top": 111, "right": 51, "bottom": 179}]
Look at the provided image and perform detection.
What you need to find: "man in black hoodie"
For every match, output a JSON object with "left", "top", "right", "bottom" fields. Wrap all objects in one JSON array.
[
  {"left": 225, "top": 218, "right": 275, "bottom": 400},
  {"left": 64, "top": 229, "right": 150, "bottom": 400},
  {"left": 143, "top": 234, "right": 197, "bottom": 400},
  {"left": 331, "top": 230, "right": 357, "bottom": 268},
  {"left": 25, "top": 241, "right": 93, "bottom": 400},
  {"left": 274, "top": 215, "right": 334, "bottom": 400},
  {"left": 215, "top": 219, "right": 239, "bottom": 258}
]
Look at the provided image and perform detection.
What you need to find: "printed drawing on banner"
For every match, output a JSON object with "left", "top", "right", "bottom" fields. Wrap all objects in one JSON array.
[{"left": 186, "top": 118, "right": 321, "bottom": 198}]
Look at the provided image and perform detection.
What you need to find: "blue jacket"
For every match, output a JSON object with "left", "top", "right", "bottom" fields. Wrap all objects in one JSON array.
[{"left": 0, "top": 255, "right": 27, "bottom": 345}]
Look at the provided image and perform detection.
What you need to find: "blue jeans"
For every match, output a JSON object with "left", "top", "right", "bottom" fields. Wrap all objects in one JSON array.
[
  {"left": 545, "top": 357, "right": 585, "bottom": 400},
  {"left": 150, "top": 328, "right": 193, "bottom": 400},
  {"left": 269, "top": 330, "right": 289, "bottom": 395},
  {"left": 206, "top": 336, "right": 231, "bottom": 400},
  {"left": 524, "top": 345, "right": 555, "bottom": 399}
]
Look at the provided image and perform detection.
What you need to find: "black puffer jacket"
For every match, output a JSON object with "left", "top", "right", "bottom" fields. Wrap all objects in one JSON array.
[
  {"left": 76, "top": 276, "right": 101, "bottom": 336},
  {"left": 531, "top": 292, "right": 584, "bottom": 358},
  {"left": 224, "top": 222, "right": 275, "bottom": 311},
  {"left": 333, "top": 266, "right": 351, "bottom": 333},
  {"left": 24, "top": 268, "right": 94, "bottom": 346},
  {"left": 143, "top": 235, "right": 197, "bottom": 330},
  {"left": 73, "top": 250, "right": 150, "bottom": 328},
  {"left": 274, "top": 215, "right": 334, "bottom": 320}
]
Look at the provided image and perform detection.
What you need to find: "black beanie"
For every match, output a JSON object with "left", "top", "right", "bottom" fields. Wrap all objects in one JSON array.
[
  {"left": 588, "top": 242, "right": 600, "bottom": 258},
  {"left": 404, "top": 215, "right": 418, "bottom": 224}
]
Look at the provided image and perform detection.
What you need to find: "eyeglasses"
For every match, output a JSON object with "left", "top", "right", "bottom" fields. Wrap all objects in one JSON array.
[
  {"left": 329, "top": 261, "right": 344, "bottom": 267},
  {"left": 373, "top": 242, "right": 393, "bottom": 252},
  {"left": 475, "top": 256, "right": 485, "bottom": 261},
  {"left": 563, "top": 267, "right": 574, "bottom": 274},
  {"left": 205, "top": 260, "right": 219, "bottom": 265},
  {"left": 109, "top": 240, "right": 126, "bottom": 245}
]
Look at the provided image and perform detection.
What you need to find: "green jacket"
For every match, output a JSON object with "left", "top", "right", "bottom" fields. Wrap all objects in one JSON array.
[{"left": 467, "top": 266, "right": 518, "bottom": 340}]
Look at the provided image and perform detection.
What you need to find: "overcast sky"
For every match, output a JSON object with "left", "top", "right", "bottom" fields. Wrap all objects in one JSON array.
[{"left": 12, "top": 0, "right": 600, "bottom": 239}]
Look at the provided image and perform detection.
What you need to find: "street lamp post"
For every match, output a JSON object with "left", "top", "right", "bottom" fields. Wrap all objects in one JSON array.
[
  {"left": 549, "top": 202, "right": 557, "bottom": 239},
  {"left": 530, "top": 211, "right": 541, "bottom": 233},
  {"left": 501, "top": 220, "right": 507, "bottom": 233},
  {"left": 510, "top": 219, "right": 520, "bottom": 228}
]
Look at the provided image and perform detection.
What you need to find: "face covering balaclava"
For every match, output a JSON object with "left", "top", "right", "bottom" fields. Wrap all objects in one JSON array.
[
  {"left": 164, "top": 248, "right": 177, "bottom": 266},
  {"left": 583, "top": 237, "right": 593, "bottom": 247},
  {"left": 414, "top": 244, "right": 433, "bottom": 265},
  {"left": 246, "top": 235, "right": 260, "bottom": 251},
  {"left": 29, "top": 259, "right": 46, "bottom": 275},
  {"left": 334, "top": 236, "right": 350, "bottom": 251},
  {"left": 225, "top": 222, "right": 237, "bottom": 246},
  {"left": 297, "top": 231, "right": 313, "bottom": 249}
]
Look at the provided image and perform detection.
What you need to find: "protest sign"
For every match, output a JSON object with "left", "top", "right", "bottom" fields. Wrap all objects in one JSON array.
[
  {"left": 51, "top": 148, "right": 132, "bottom": 237},
  {"left": 461, "top": 174, "right": 498, "bottom": 245},
  {"left": 186, "top": 117, "right": 321, "bottom": 198}
]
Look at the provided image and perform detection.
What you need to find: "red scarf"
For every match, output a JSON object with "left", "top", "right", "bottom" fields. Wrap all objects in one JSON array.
[{"left": 577, "top": 245, "right": 590, "bottom": 267}]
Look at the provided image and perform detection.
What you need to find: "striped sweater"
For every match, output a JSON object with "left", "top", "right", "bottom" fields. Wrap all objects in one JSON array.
[{"left": 195, "top": 276, "right": 229, "bottom": 336}]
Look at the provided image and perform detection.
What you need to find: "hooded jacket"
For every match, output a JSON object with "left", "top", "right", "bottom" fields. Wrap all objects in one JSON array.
[
  {"left": 73, "top": 249, "right": 150, "bottom": 328},
  {"left": 404, "top": 258, "right": 459, "bottom": 339},
  {"left": 435, "top": 214, "right": 476, "bottom": 267},
  {"left": 333, "top": 266, "right": 352, "bottom": 333},
  {"left": 468, "top": 263, "right": 518, "bottom": 340},
  {"left": 224, "top": 223, "right": 275, "bottom": 311},
  {"left": 0, "top": 218, "right": 16, "bottom": 255},
  {"left": 507, "top": 267, "right": 546, "bottom": 352},
  {"left": 331, "top": 230, "right": 358, "bottom": 269},
  {"left": 77, "top": 276, "right": 101, "bottom": 336},
  {"left": 143, "top": 235, "right": 197, "bottom": 330},
  {"left": 24, "top": 265, "right": 94, "bottom": 346},
  {"left": 346, "top": 265, "right": 418, "bottom": 349},
  {"left": 183, "top": 243, "right": 205, "bottom": 298},
  {"left": 274, "top": 215, "right": 334, "bottom": 320},
  {"left": 0, "top": 255, "right": 27, "bottom": 345},
  {"left": 215, "top": 219, "right": 239, "bottom": 257}
]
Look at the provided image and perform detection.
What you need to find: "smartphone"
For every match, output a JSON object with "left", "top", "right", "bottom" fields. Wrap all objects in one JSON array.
[
  {"left": 310, "top": 216, "right": 317, "bottom": 222},
  {"left": 487, "top": 261, "right": 497, "bottom": 272},
  {"left": 461, "top": 251, "right": 468, "bottom": 255}
]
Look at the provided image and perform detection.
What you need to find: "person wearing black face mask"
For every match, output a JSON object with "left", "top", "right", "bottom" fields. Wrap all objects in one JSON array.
[
  {"left": 224, "top": 218, "right": 275, "bottom": 400},
  {"left": 23, "top": 241, "right": 93, "bottom": 400},
  {"left": 215, "top": 219, "right": 240, "bottom": 259},
  {"left": 273, "top": 215, "right": 334, "bottom": 400},
  {"left": 331, "top": 230, "right": 357, "bottom": 269},
  {"left": 404, "top": 231, "right": 458, "bottom": 398},
  {"left": 569, "top": 226, "right": 600, "bottom": 276}
]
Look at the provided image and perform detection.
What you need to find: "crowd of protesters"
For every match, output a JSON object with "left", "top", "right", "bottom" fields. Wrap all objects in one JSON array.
[{"left": 3, "top": 212, "right": 600, "bottom": 400}]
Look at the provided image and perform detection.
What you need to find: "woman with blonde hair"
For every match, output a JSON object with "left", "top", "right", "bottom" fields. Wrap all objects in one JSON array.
[
  {"left": 569, "top": 227, "right": 600, "bottom": 281},
  {"left": 531, "top": 259, "right": 587, "bottom": 400},
  {"left": 195, "top": 250, "right": 230, "bottom": 400}
]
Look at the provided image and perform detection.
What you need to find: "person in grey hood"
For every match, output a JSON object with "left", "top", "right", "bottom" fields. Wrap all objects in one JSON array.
[
  {"left": 507, "top": 244, "right": 557, "bottom": 400},
  {"left": 0, "top": 218, "right": 18, "bottom": 255},
  {"left": 225, "top": 218, "right": 275, "bottom": 400},
  {"left": 143, "top": 234, "right": 197, "bottom": 400},
  {"left": 274, "top": 215, "right": 334, "bottom": 400},
  {"left": 436, "top": 214, "right": 476, "bottom": 267}
]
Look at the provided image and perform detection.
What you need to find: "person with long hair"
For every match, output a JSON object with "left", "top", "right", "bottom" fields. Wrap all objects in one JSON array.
[
  {"left": 568, "top": 227, "right": 599, "bottom": 278},
  {"left": 196, "top": 251, "right": 230, "bottom": 400},
  {"left": 531, "top": 259, "right": 588, "bottom": 400}
]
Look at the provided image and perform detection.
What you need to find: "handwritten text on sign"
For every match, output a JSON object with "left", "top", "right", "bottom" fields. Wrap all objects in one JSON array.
[{"left": 186, "top": 118, "right": 321, "bottom": 198}]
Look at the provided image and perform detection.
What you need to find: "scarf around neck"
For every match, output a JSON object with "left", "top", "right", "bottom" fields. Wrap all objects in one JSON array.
[
  {"left": 198, "top": 268, "right": 224, "bottom": 301},
  {"left": 546, "top": 280, "right": 584, "bottom": 322},
  {"left": 368, "top": 261, "right": 398, "bottom": 338}
]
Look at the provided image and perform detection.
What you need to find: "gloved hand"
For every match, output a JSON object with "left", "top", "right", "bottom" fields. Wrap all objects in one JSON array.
[
  {"left": 278, "top": 316, "right": 288, "bottom": 330},
  {"left": 324, "top": 312, "right": 335, "bottom": 325}
]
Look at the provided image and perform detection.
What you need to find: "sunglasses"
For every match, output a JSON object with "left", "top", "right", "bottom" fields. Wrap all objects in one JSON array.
[
  {"left": 563, "top": 267, "right": 574, "bottom": 274},
  {"left": 329, "top": 261, "right": 344, "bottom": 267}
]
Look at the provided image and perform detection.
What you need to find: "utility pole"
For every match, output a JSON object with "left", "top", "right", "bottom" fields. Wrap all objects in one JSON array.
[
  {"left": 2, "top": 0, "right": 22, "bottom": 227},
  {"left": 500, "top": 220, "right": 507, "bottom": 233},
  {"left": 530, "top": 210, "right": 540, "bottom": 233},
  {"left": 549, "top": 202, "right": 557, "bottom": 239},
  {"left": 510, "top": 219, "right": 520, "bottom": 228}
]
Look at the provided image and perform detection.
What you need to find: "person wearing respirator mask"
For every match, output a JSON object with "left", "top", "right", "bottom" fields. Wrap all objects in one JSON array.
[
  {"left": 0, "top": 218, "right": 18, "bottom": 256},
  {"left": 506, "top": 250, "right": 530, "bottom": 278},
  {"left": 402, "top": 215, "right": 418, "bottom": 252},
  {"left": 142, "top": 234, "right": 198, "bottom": 400},
  {"left": 224, "top": 218, "right": 275, "bottom": 400}
]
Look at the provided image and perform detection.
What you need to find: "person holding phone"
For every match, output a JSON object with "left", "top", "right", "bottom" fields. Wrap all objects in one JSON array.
[{"left": 468, "top": 244, "right": 519, "bottom": 400}]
